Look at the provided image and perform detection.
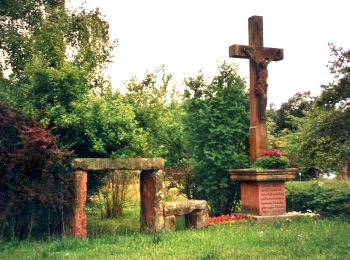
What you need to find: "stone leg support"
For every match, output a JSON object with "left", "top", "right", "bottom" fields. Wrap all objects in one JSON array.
[
  {"left": 188, "top": 209, "right": 209, "bottom": 228},
  {"left": 140, "top": 169, "right": 164, "bottom": 232},
  {"left": 66, "top": 170, "right": 87, "bottom": 238},
  {"left": 164, "top": 215, "right": 176, "bottom": 231}
]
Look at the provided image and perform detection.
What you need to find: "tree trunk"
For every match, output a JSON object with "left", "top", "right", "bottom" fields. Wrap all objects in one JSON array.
[{"left": 339, "top": 161, "right": 349, "bottom": 180}]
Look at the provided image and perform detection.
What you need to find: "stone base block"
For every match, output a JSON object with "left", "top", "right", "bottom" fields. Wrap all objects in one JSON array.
[{"left": 241, "top": 181, "right": 286, "bottom": 216}]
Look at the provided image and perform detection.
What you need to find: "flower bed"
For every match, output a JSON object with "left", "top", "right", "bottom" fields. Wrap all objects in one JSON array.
[{"left": 209, "top": 214, "right": 246, "bottom": 224}]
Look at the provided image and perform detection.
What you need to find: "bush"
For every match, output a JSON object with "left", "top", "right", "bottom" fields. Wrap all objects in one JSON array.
[
  {"left": 0, "top": 102, "right": 72, "bottom": 239},
  {"left": 183, "top": 63, "right": 249, "bottom": 216},
  {"left": 96, "top": 170, "right": 138, "bottom": 218},
  {"left": 286, "top": 180, "right": 350, "bottom": 218}
]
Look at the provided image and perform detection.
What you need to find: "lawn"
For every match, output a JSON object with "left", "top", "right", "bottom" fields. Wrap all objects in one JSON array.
[{"left": 1, "top": 202, "right": 349, "bottom": 260}]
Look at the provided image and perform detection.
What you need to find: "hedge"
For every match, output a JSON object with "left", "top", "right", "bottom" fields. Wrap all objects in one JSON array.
[{"left": 286, "top": 180, "right": 350, "bottom": 218}]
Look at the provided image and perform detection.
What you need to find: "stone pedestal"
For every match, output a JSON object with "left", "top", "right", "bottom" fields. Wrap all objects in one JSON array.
[
  {"left": 66, "top": 170, "right": 87, "bottom": 238},
  {"left": 229, "top": 168, "right": 297, "bottom": 222},
  {"left": 140, "top": 169, "right": 164, "bottom": 232}
]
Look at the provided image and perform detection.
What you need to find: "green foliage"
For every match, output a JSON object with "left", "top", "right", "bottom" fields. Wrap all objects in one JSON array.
[
  {"left": 96, "top": 171, "right": 138, "bottom": 218},
  {"left": 0, "top": 0, "right": 116, "bottom": 83},
  {"left": 281, "top": 45, "right": 350, "bottom": 176},
  {"left": 274, "top": 91, "right": 314, "bottom": 132},
  {"left": 50, "top": 92, "right": 146, "bottom": 157},
  {"left": 286, "top": 180, "right": 350, "bottom": 218},
  {"left": 283, "top": 103, "right": 350, "bottom": 173},
  {"left": 125, "top": 67, "right": 186, "bottom": 167},
  {"left": 0, "top": 0, "right": 117, "bottom": 123},
  {"left": 252, "top": 156, "right": 289, "bottom": 169},
  {"left": 183, "top": 62, "right": 249, "bottom": 215}
]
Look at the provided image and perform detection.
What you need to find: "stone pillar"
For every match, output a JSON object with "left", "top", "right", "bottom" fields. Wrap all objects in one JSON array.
[
  {"left": 140, "top": 169, "right": 164, "bottom": 232},
  {"left": 66, "top": 170, "right": 87, "bottom": 238},
  {"left": 164, "top": 215, "right": 176, "bottom": 231}
]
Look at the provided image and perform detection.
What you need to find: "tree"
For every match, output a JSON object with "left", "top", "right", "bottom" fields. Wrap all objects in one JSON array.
[
  {"left": 275, "top": 91, "right": 314, "bottom": 132},
  {"left": 283, "top": 44, "right": 350, "bottom": 179},
  {"left": 0, "top": 1, "right": 146, "bottom": 220},
  {"left": 125, "top": 67, "right": 187, "bottom": 167},
  {"left": 316, "top": 43, "right": 350, "bottom": 179},
  {"left": 0, "top": 0, "right": 116, "bottom": 116},
  {"left": 183, "top": 62, "right": 249, "bottom": 215}
]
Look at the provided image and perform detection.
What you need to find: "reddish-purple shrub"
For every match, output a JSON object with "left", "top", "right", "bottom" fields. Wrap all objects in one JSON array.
[{"left": 0, "top": 102, "right": 72, "bottom": 239}]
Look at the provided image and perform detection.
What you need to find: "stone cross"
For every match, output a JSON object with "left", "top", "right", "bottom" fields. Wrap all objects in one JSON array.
[{"left": 229, "top": 16, "right": 283, "bottom": 163}]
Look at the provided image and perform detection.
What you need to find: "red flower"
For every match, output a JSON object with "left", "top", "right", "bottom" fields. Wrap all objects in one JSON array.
[
  {"left": 209, "top": 214, "right": 246, "bottom": 224},
  {"left": 259, "top": 148, "right": 283, "bottom": 158}
]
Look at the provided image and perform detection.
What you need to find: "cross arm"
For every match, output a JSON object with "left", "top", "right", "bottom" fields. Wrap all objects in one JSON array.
[{"left": 229, "top": 44, "right": 284, "bottom": 61}]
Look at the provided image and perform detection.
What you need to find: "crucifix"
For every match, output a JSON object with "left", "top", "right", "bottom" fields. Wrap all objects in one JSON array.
[{"left": 229, "top": 16, "right": 283, "bottom": 163}]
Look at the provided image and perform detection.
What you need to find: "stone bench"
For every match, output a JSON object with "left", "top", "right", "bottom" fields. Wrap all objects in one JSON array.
[{"left": 163, "top": 200, "right": 209, "bottom": 231}]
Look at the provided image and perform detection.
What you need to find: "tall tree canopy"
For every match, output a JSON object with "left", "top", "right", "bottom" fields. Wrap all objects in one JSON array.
[
  {"left": 0, "top": 0, "right": 116, "bottom": 115},
  {"left": 283, "top": 44, "right": 350, "bottom": 179}
]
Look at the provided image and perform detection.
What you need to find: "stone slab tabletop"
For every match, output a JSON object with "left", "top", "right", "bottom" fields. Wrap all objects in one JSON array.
[
  {"left": 229, "top": 168, "right": 298, "bottom": 182},
  {"left": 71, "top": 158, "right": 165, "bottom": 171}
]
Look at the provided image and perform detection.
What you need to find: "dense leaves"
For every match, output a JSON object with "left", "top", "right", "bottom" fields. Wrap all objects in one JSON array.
[
  {"left": 183, "top": 63, "right": 249, "bottom": 215},
  {"left": 286, "top": 180, "right": 350, "bottom": 218},
  {"left": 125, "top": 67, "right": 186, "bottom": 167},
  {"left": 281, "top": 44, "right": 350, "bottom": 179},
  {"left": 274, "top": 91, "right": 314, "bottom": 132},
  {"left": 0, "top": 102, "right": 71, "bottom": 239}
]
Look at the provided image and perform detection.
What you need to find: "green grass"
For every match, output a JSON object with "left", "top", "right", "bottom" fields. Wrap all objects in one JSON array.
[
  {"left": 1, "top": 216, "right": 349, "bottom": 259},
  {"left": 1, "top": 200, "right": 349, "bottom": 259}
]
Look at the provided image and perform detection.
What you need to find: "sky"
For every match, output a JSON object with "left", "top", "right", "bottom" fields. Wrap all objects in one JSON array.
[{"left": 69, "top": 0, "right": 350, "bottom": 107}]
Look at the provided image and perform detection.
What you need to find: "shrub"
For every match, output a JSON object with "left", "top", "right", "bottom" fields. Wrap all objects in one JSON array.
[
  {"left": 286, "top": 180, "right": 350, "bottom": 218},
  {"left": 252, "top": 149, "right": 289, "bottom": 169},
  {"left": 0, "top": 102, "right": 72, "bottom": 239},
  {"left": 183, "top": 63, "right": 249, "bottom": 216},
  {"left": 97, "top": 170, "right": 138, "bottom": 218}
]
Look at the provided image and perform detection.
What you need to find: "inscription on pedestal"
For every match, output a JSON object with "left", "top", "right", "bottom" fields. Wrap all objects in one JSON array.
[{"left": 259, "top": 182, "right": 286, "bottom": 215}]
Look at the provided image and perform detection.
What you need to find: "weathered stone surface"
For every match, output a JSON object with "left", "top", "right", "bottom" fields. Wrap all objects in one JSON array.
[
  {"left": 229, "top": 168, "right": 298, "bottom": 182},
  {"left": 163, "top": 200, "right": 208, "bottom": 217},
  {"left": 188, "top": 210, "right": 209, "bottom": 228},
  {"left": 164, "top": 215, "right": 176, "bottom": 231},
  {"left": 71, "top": 158, "right": 165, "bottom": 171},
  {"left": 66, "top": 170, "right": 87, "bottom": 238},
  {"left": 140, "top": 169, "right": 164, "bottom": 232},
  {"left": 250, "top": 214, "right": 298, "bottom": 224}
]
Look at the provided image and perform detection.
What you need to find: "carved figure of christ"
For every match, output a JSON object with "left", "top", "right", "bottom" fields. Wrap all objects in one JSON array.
[{"left": 229, "top": 16, "right": 283, "bottom": 162}]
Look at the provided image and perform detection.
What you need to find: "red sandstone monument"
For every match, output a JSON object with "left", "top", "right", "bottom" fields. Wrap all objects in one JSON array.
[{"left": 228, "top": 16, "right": 297, "bottom": 222}]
